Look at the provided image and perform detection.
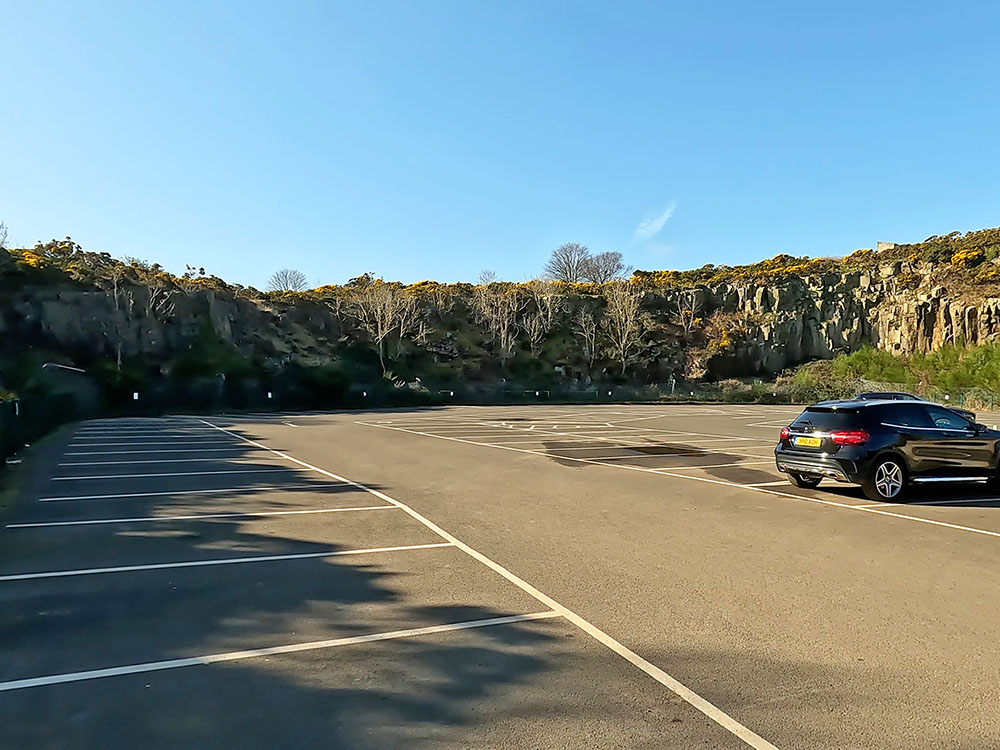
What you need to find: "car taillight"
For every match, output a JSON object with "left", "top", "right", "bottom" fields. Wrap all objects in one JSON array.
[
  {"left": 779, "top": 426, "right": 790, "bottom": 441},
  {"left": 830, "top": 430, "right": 869, "bottom": 446}
]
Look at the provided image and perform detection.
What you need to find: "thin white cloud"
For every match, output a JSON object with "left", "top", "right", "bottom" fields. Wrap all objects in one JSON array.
[
  {"left": 642, "top": 242, "right": 676, "bottom": 260},
  {"left": 633, "top": 201, "right": 677, "bottom": 242}
]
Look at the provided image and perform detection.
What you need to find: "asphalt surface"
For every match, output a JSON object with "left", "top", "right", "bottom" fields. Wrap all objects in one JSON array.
[{"left": 3, "top": 404, "right": 1000, "bottom": 749}]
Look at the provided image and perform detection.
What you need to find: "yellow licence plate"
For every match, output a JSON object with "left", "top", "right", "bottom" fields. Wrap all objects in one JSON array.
[{"left": 794, "top": 436, "right": 822, "bottom": 448}]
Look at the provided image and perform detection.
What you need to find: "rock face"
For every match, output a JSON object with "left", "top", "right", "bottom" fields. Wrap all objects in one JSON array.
[
  {"left": 5, "top": 262, "right": 1000, "bottom": 382},
  {"left": 701, "top": 267, "right": 1000, "bottom": 375},
  {"left": 0, "top": 286, "right": 344, "bottom": 367}
]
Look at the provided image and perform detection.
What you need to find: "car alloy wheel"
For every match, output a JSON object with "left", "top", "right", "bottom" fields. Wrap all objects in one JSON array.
[{"left": 874, "top": 460, "right": 903, "bottom": 499}]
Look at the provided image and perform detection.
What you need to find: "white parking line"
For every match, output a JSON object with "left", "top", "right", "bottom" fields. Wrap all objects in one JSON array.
[
  {"left": 0, "top": 611, "right": 560, "bottom": 693},
  {"left": 0, "top": 542, "right": 453, "bottom": 582},
  {"left": 68, "top": 441, "right": 240, "bottom": 448},
  {"left": 59, "top": 457, "right": 262, "bottom": 466},
  {"left": 856, "top": 497, "right": 1000, "bottom": 509},
  {"left": 38, "top": 483, "right": 348, "bottom": 502},
  {"left": 743, "top": 480, "right": 790, "bottom": 487},
  {"left": 52, "top": 468, "right": 296, "bottom": 481},
  {"left": 65, "top": 448, "right": 253, "bottom": 456},
  {"left": 540, "top": 452, "right": 741, "bottom": 462},
  {"left": 485, "top": 435, "right": 757, "bottom": 447},
  {"left": 71, "top": 434, "right": 234, "bottom": 440},
  {"left": 6, "top": 505, "right": 397, "bottom": 529},
  {"left": 358, "top": 422, "right": 1000, "bottom": 543},
  {"left": 486, "top": 443, "right": 774, "bottom": 460},
  {"left": 203, "top": 419, "right": 781, "bottom": 750},
  {"left": 662, "top": 460, "right": 777, "bottom": 470},
  {"left": 73, "top": 431, "right": 218, "bottom": 437}
]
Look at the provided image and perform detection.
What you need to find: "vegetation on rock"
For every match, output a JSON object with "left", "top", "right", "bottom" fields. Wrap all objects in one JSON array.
[{"left": 4, "top": 225, "right": 1000, "bottom": 409}]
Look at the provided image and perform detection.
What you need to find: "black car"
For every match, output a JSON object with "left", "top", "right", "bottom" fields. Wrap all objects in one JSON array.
[
  {"left": 774, "top": 399, "right": 1000, "bottom": 501},
  {"left": 853, "top": 391, "right": 977, "bottom": 422}
]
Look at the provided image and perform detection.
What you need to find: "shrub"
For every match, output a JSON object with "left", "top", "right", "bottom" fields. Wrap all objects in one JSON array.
[
  {"left": 952, "top": 249, "right": 986, "bottom": 268},
  {"left": 975, "top": 264, "right": 1000, "bottom": 284}
]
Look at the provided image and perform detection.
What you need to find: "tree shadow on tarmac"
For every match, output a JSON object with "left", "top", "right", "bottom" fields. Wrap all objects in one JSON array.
[{"left": 0, "top": 425, "right": 572, "bottom": 749}]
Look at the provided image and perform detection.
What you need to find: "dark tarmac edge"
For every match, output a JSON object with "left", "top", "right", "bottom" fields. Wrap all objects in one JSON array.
[{"left": 0, "top": 423, "right": 78, "bottom": 520}]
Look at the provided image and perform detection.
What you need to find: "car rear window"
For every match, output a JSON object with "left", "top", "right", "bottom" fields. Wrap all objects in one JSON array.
[{"left": 791, "top": 408, "right": 863, "bottom": 430}]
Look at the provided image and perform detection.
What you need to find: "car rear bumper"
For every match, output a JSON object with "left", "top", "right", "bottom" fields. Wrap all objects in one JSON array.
[{"left": 774, "top": 448, "right": 862, "bottom": 483}]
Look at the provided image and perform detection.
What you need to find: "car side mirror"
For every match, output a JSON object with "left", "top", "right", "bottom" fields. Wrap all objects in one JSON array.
[{"left": 976, "top": 423, "right": 989, "bottom": 433}]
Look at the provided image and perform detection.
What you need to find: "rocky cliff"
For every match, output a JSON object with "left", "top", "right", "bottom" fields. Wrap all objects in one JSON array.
[
  {"left": 704, "top": 261, "right": 1000, "bottom": 377},
  {"left": 4, "top": 231, "right": 1000, "bottom": 394}
]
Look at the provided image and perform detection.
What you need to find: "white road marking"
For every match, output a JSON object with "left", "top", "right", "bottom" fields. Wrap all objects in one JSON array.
[
  {"left": 0, "top": 611, "right": 561, "bottom": 693},
  {"left": 38, "top": 483, "right": 347, "bottom": 502},
  {"left": 359, "top": 422, "right": 1000, "bottom": 543},
  {"left": 6, "top": 505, "right": 397, "bottom": 529},
  {"left": 487, "top": 443, "right": 774, "bottom": 461},
  {"left": 485, "top": 435, "right": 757, "bottom": 447},
  {"left": 744, "top": 480, "right": 790, "bottom": 487},
  {"left": 73, "top": 431, "right": 218, "bottom": 437},
  {"left": 65, "top": 448, "right": 252, "bottom": 456},
  {"left": 59, "top": 457, "right": 261, "bottom": 466},
  {"left": 539, "top": 452, "right": 748, "bottom": 462},
  {"left": 0, "top": 542, "right": 453, "bottom": 582},
  {"left": 467, "top": 430, "right": 774, "bottom": 456},
  {"left": 282, "top": 422, "right": 299, "bottom": 428},
  {"left": 67, "top": 440, "right": 239, "bottom": 448},
  {"left": 71, "top": 433, "right": 228, "bottom": 439},
  {"left": 52, "top": 468, "right": 295, "bottom": 481},
  {"left": 202, "top": 419, "right": 781, "bottom": 750},
  {"left": 856, "top": 497, "right": 1000, "bottom": 509},
  {"left": 660, "top": 460, "right": 778, "bottom": 470}
]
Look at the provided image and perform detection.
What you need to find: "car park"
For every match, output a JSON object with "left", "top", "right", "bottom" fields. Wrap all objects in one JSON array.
[{"left": 775, "top": 399, "right": 1000, "bottom": 501}]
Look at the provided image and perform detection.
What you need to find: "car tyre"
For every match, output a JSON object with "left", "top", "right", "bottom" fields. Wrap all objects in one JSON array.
[
  {"left": 862, "top": 456, "right": 907, "bottom": 502},
  {"left": 788, "top": 473, "right": 821, "bottom": 489}
]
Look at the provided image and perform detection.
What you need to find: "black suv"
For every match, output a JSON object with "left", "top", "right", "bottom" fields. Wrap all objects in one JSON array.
[{"left": 774, "top": 399, "right": 1000, "bottom": 501}]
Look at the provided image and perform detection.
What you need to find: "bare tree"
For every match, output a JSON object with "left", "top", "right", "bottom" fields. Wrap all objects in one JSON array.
[
  {"left": 267, "top": 268, "right": 308, "bottom": 292},
  {"left": 321, "top": 287, "right": 349, "bottom": 321},
  {"left": 477, "top": 269, "right": 498, "bottom": 284},
  {"left": 521, "top": 280, "right": 562, "bottom": 355},
  {"left": 395, "top": 291, "right": 433, "bottom": 357},
  {"left": 543, "top": 243, "right": 591, "bottom": 283},
  {"left": 348, "top": 278, "right": 410, "bottom": 373},
  {"left": 582, "top": 251, "right": 631, "bottom": 283},
  {"left": 177, "top": 264, "right": 207, "bottom": 295},
  {"left": 146, "top": 285, "right": 176, "bottom": 320},
  {"left": 601, "top": 281, "right": 645, "bottom": 375},
  {"left": 0, "top": 221, "right": 7, "bottom": 250},
  {"left": 107, "top": 263, "right": 128, "bottom": 310},
  {"left": 673, "top": 288, "right": 702, "bottom": 340},
  {"left": 572, "top": 307, "right": 599, "bottom": 370},
  {"left": 472, "top": 282, "right": 523, "bottom": 364}
]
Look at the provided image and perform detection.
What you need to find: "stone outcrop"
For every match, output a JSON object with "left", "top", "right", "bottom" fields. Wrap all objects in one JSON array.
[
  {"left": 5, "top": 260, "right": 1000, "bottom": 382},
  {"left": 701, "top": 265, "right": 1000, "bottom": 375}
]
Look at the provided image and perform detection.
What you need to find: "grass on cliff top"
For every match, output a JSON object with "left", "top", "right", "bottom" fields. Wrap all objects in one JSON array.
[{"left": 792, "top": 343, "right": 1000, "bottom": 395}]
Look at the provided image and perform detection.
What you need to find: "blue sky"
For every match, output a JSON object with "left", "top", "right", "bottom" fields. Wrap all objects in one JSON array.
[{"left": 3, "top": 1, "right": 999, "bottom": 288}]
